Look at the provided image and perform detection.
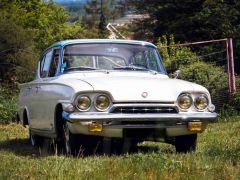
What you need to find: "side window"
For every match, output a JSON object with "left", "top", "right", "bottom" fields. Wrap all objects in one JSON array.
[
  {"left": 40, "top": 48, "right": 60, "bottom": 78},
  {"left": 40, "top": 55, "right": 46, "bottom": 74},
  {"left": 40, "top": 50, "right": 53, "bottom": 78},
  {"left": 49, "top": 49, "right": 59, "bottom": 77},
  {"left": 146, "top": 50, "right": 159, "bottom": 71}
]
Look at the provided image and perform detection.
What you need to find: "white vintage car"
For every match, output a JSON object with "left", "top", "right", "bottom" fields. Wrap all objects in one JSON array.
[{"left": 18, "top": 39, "right": 217, "bottom": 154}]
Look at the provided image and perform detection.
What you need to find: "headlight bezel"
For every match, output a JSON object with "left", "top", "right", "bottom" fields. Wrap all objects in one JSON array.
[
  {"left": 194, "top": 94, "right": 209, "bottom": 111},
  {"left": 75, "top": 95, "right": 92, "bottom": 111},
  {"left": 177, "top": 93, "right": 193, "bottom": 110},
  {"left": 177, "top": 93, "right": 210, "bottom": 112},
  {"left": 94, "top": 94, "right": 111, "bottom": 112},
  {"left": 74, "top": 93, "right": 112, "bottom": 112}
]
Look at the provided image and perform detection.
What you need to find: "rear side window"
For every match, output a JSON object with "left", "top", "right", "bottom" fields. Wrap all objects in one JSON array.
[
  {"left": 40, "top": 48, "right": 59, "bottom": 78},
  {"left": 40, "top": 50, "right": 52, "bottom": 78}
]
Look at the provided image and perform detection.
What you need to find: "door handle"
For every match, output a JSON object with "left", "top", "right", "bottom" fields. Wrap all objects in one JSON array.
[{"left": 35, "top": 86, "right": 41, "bottom": 93}]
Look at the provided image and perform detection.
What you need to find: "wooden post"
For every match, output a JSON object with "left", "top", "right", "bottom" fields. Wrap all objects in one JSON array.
[{"left": 226, "top": 38, "right": 236, "bottom": 94}]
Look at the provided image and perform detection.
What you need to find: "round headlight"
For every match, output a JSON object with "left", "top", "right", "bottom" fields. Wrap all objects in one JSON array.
[
  {"left": 194, "top": 95, "right": 209, "bottom": 110},
  {"left": 76, "top": 95, "right": 91, "bottom": 111},
  {"left": 178, "top": 94, "right": 193, "bottom": 110},
  {"left": 95, "top": 95, "right": 110, "bottom": 111}
]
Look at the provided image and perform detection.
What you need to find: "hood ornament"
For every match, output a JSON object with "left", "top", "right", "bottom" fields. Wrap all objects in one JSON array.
[{"left": 141, "top": 92, "right": 148, "bottom": 98}]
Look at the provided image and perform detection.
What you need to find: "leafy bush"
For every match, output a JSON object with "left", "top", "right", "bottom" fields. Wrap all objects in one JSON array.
[
  {"left": 214, "top": 77, "right": 240, "bottom": 117},
  {"left": 232, "top": 77, "right": 240, "bottom": 110},
  {"left": 234, "top": 91, "right": 240, "bottom": 109},
  {"left": 181, "top": 62, "right": 230, "bottom": 111},
  {"left": 157, "top": 35, "right": 199, "bottom": 73},
  {"left": 0, "top": 86, "right": 18, "bottom": 124},
  {"left": 157, "top": 35, "right": 229, "bottom": 111}
]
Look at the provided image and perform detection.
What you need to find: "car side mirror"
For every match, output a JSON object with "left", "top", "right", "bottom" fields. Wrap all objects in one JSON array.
[
  {"left": 174, "top": 70, "right": 181, "bottom": 79},
  {"left": 61, "top": 63, "right": 67, "bottom": 73}
]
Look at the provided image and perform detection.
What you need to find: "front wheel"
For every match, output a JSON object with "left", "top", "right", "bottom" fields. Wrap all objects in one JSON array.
[
  {"left": 56, "top": 122, "right": 80, "bottom": 155},
  {"left": 62, "top": 123, "right": 81, "bottom": 155},
  {"left": 106, "top": 138, "right": 139, "bottom": 154},
  {"left": 29, "top": 130, "right": 44, "bottom": 147},
  {"left": 175, "top": 134, "right": 197, "bottom": 153}
]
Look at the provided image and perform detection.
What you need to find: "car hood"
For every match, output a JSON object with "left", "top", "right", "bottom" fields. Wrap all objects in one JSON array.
[{"left": 72, "top": 72, "right": 208, "bottom": 102}]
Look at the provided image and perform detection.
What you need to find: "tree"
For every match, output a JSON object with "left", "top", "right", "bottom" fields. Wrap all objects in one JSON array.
[
  {"left": 99, "top": 12, "right": 108, "bottom": 38},
  {"left": 0, "top": 0, "right": 91, "bottom": 83},
  {"left": 194, "top": 1, "right": 240, "bottom": 72},
  {"left": 84, "top": 0, "right": 100, "bottom": 28},
  {"left": 83, "top": 0, "right": 128, "bottom": 38},
  {"left": 129, "top": 0, "right": 203, "bottom": 40},
  {"left": 0, "top": 3, "right": 37, "bottom": 83},
  {"left": 129, "top": 0, "right": 240, "bottom": 73}
]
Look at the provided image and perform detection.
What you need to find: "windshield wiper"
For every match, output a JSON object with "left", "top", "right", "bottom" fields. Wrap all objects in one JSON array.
[
  {"left": 64, "top": 66, "right": 98, "bottom": 71},
  {"left": 114, "top": 65, "right": 159, "bottom": 74},
  {"left": 113, "top": 65, "right": 148, "bottom": 71}
]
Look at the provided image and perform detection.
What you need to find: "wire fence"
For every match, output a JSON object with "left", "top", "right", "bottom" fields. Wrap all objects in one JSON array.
[{"left": 161, "top": 40, "right": 239, "bottom": 113}]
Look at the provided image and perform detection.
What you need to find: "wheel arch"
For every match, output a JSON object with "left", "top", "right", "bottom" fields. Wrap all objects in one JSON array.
[
  {"left": 22, "top": 108, "right": 29, "bottom": 127},
  {"left": 54, "top": 103, "right": 64, "bottom": 135}
]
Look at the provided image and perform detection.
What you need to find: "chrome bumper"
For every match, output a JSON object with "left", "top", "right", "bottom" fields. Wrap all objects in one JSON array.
[
  {"left": 63, "top": 112, "right": 217, "bottom": 123},
  {"left": 64, "top": 112, "right": 217, "bottom": 138}
]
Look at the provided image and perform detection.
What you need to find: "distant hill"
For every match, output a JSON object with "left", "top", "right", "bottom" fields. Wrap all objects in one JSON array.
[
  {"left": 53, "top": 0, "right": 88, "bottom": 4},
  {"left": 53, "top": 0, "right": 87, "bottom": 14},
  {"left": 53, "top": 0, "right": 129, "bottom": 24}
]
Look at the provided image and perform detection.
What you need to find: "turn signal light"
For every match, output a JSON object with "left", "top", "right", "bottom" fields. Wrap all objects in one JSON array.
[
  {"left": 188, "top": 121, "right": 203, "bottom": 132},
  {"left": 88, "top": 122, "right": 103, "bottom": 132}
]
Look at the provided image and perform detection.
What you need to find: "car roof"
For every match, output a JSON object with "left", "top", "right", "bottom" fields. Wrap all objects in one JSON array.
[{"left": 49, "top": 39, "right": 156, "bottom": 48}]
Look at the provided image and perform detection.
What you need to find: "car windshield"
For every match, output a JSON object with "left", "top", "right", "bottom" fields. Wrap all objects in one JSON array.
[{"left": 62, "top": 43, "right": 166, "bottom": 73}]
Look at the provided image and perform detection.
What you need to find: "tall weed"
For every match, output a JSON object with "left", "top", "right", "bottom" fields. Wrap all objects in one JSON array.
[{"left": 0, "top": 85, "right": 18, "bottom": 124}]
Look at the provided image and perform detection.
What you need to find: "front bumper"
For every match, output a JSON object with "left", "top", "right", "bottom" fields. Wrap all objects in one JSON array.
[
  {"left": 63, "top": 112, "right": 217, "bottom": 138},
  {"left": 64, "top": 112, "right": 217, "bottom": 123}
]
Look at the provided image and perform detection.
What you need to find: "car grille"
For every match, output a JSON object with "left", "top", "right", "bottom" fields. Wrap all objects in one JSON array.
[{"left": 111, "top": 106, "right": 178, "bottom": 114}]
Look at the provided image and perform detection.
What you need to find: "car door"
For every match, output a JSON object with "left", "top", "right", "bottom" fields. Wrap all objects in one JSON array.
[{"left": 31, "top": 48, "right": 60, "bottom": 131}]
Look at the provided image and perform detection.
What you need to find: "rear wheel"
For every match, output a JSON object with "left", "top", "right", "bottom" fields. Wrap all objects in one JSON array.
[
  {"left": 110, "top": 138, "right": 124, "bottom": 154},
  {"left": 175, "top": 134, "right": 197, "bottom": 153}
]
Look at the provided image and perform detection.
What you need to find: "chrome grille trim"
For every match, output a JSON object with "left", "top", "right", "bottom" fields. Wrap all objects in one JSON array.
[{"left": 109, "top": 103, "right": 178, "bottom": 114}]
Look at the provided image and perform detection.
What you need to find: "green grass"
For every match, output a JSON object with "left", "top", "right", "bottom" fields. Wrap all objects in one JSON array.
[{"left": 0, "top": 118, "right": 240, "bottom": 180}]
